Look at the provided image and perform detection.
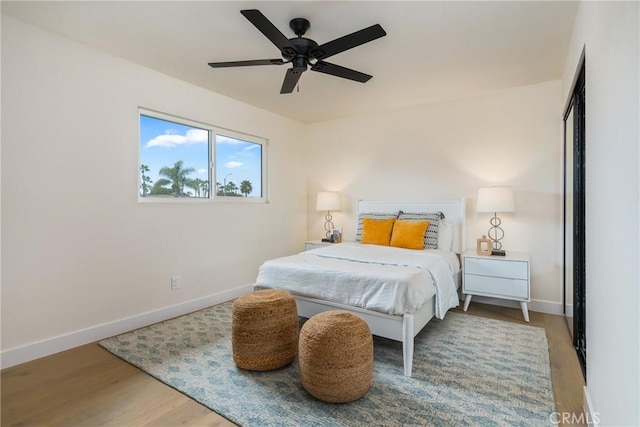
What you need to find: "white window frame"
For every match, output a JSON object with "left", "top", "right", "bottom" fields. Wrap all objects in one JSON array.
[{"left": 138, "top": 108, "right": 268, "bottom": 203}]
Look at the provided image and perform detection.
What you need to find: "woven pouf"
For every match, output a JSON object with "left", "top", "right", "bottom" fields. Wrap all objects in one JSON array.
[
  {"left": 298, "top": 310, "right": 373, "bottom": 403},
  {"left": 232, "top": 289, "right": 298, "bottom": 371}
]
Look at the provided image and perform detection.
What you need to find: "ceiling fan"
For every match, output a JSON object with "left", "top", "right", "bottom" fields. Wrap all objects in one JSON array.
[{"left": 208, "top": 9, "right": 387, "bottom": 94}]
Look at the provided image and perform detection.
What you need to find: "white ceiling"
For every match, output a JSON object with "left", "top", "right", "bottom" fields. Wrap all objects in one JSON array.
[{"left": 2, "top": 1, "right": 578, "bottom": 123}]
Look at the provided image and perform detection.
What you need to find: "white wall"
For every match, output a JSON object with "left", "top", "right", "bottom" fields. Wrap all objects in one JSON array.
[
  {"left": 307, "top": 81, "right": 563, "bottom": 305},
  {"left": 562, "top": 2, "right": 639, "bottom": 425},
  {"left": 1, "top": 16, "right": 307, "bottom": 363}
]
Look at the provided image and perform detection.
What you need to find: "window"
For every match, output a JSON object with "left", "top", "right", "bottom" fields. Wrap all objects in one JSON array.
[
  {"left": 139, "top": 109, "right": 266, "bottom": 201},
  {"left": 215, "top": 134, "right": 263, "bottom": 198}
]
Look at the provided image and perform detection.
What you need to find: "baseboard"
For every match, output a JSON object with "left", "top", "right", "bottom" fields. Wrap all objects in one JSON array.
[
  {"left": 463, "top": 295, "right": 564, "bottom": 316},
  {"left": 1, "top": 284, "right": 253, "bottom": 369},
  {"left": 583, "top": 386, "right": 600, "bottom": 426},
  {"left": 529, "top": 298, "right": 564, "bottom": 315},
  {"left": 565, "top": 303, "right": 574, "bottom": 317}
]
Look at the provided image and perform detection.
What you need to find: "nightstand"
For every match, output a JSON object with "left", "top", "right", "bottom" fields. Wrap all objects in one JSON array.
[
  {"left": 462, "top": 251, "right": 531, "bottom": 322},
  {"left": 304, "top": 240, "right": 337, "bottom": 251}
]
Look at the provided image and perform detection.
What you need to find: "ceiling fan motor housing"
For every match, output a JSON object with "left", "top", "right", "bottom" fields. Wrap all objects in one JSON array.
[{"left": 287, "top": 37, "right": 321, "bottom": 69}]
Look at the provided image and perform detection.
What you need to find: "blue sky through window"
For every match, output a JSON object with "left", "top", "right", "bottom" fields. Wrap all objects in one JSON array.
[{"left": 215, "top": 135, "right": 262, "bottom": 197}]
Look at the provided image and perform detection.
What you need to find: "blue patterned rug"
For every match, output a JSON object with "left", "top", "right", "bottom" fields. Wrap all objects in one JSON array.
[{"left": 99, "top": 301, "right": 555, "bottom": 426}]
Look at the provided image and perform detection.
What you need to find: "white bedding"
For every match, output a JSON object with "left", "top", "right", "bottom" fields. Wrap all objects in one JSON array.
[{"left": 255, "top": 242, "right": 460, "bottom": 318}]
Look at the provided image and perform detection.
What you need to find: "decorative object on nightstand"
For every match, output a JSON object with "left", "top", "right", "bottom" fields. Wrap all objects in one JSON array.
[
  {"left": 476, "top": 186, "right": 516, "bottom": 256},
  {"left": 462, "top": 251, "right": 530, "bottom": 322},
  {"left": 316, "top": 191, "right": 341, "bottom": 239},
  {"left": 476, "top": 235, "right": 492, "bottom": 256}
]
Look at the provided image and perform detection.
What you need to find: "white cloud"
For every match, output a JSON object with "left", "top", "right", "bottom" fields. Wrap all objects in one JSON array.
[
  {"left": 197, "top": 168, "right": 207, "bottom": 175},
  {"left": 216, "top": 135, "right": 244, "bottom": 145},
  {"left": 243, "top": 144, "right": 260, "bottom": 151},
  {"left": 224, "top": 161, "right": 243, "bottom": 169},
  {"left": 146, "top": 128, "right": 208, "bottom": 148}
]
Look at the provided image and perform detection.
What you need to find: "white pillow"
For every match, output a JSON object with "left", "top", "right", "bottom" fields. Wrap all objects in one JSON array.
[{"left": 437, "top": 219, "right": 454, "bottom": 251}]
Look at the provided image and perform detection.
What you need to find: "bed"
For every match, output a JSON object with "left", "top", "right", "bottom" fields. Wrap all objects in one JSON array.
[{"left": 254, "top": 199, "right": 466, "bottom": 377}]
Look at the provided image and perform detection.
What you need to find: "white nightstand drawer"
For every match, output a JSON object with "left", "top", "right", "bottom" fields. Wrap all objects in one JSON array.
[
  {"left": 464, "top": 274, "right": 528, "bottom": 300},
  {"left": 305, "top": 240, "right": 337, "bottom": 251},
  {"left": 464, "top": 257, "right": 528, "bottom": 280}
]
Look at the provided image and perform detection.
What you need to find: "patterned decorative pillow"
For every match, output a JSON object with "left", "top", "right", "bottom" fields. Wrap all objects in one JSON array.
[
  {"left": 355, "top": 211, "right": 400, "bottom": 242},
  {"left": 397, "top": 211, "right": 445, "bottom": 249}
]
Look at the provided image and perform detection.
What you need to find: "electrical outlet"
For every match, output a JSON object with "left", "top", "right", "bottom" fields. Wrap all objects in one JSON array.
[{"left": 171, "top": 276, "right": 180, "bottom": 290}]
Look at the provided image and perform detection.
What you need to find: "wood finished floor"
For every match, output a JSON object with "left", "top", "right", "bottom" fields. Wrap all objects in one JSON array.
[{"left": 2, "top": 302, "right": 585, "bottom": 426}]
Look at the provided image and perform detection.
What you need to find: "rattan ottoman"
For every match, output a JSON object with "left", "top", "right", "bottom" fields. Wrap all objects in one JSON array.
[
  {"left": 232, "top": 289, "right": 298, "bottom": 371},
  {"left": 298, "top": 310, "right": 373, "bottom": 403}
]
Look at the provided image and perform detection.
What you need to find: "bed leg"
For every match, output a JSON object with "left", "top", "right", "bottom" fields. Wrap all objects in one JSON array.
[{"left": 402, "top": 314, "right": 414, "bottom": 377}]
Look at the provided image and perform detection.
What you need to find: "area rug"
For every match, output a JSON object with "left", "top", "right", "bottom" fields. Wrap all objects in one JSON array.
[{"left": 99, "top": 301, "right": 556, "bottom": 426}]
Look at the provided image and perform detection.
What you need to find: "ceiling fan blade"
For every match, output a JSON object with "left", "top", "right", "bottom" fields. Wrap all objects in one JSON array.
[
  {"left": 311, "top": 61, "right": 372, "bottom": 83},
  {"left": 280, "top": 68, "right": 304, "bottom": 94},
  {"left": 313, "top": 24, "right": 386, "bottom": 60},
  {"left": 241, "top": 9, "right": 297, "bottom": 57},
  {"left": 208, "top": 59, "right": 285, "bottom": 68}
]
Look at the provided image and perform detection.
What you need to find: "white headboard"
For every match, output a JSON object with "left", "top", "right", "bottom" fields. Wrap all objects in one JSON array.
[{"left": 356, "top": 199, "right": 466, "bottom": 254}]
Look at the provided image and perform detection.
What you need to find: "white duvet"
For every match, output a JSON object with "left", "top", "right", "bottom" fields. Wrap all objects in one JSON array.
[{"left": 255, "top": 242, "right": 460, "bottom": 318}]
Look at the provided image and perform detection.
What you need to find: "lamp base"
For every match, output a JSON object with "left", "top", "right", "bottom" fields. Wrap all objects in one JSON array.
[
  {"left": 323, "top": 211, "right": 335, "bottom": 239},
  {"left": 491, "top": 249, "right": 506, "bottom": 256}
]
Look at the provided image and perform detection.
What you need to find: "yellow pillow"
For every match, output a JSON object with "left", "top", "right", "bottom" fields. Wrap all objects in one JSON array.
[
  {"left": 390, "top": 220, "right": 430, "bottom": 250},
  {"left": 361, "top": 218, "right": 396, "bottom": 246}
]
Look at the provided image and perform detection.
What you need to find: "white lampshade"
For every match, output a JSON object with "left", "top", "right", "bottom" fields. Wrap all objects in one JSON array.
[
  {"left": 316, "top": 192, "right": 341, "bottom": 211},
  {"left": 476, "top": 186, "right": 516, "bottom": 213}
]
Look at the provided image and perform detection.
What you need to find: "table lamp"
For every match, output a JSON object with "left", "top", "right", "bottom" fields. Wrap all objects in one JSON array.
[
  {"left": 476, "top": 186, "right": 516, "bottom": 256},
  {"left": 316, "top": 192, "right": 341, "bottom": 239}
]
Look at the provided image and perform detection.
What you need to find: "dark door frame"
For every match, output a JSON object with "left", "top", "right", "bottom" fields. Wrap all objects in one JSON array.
[{"left": 563, "top": 59, "right": 586, "bottom": 379}]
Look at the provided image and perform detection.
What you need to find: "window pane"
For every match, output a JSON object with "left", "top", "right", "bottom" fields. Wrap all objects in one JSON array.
[
  {"left": 139, "top": 115, "right": 210, "bottom": 198},
  {"left": 215, "top": 135, "right": 263, "bottom": 198}
]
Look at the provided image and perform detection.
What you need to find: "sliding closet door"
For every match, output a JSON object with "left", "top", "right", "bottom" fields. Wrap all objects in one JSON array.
[
  {"left": 564, "top": 61, "right": 586, "bottom": 379},
  {"left": 564, "top": 105, "right": 574, "bottom": 336}
]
